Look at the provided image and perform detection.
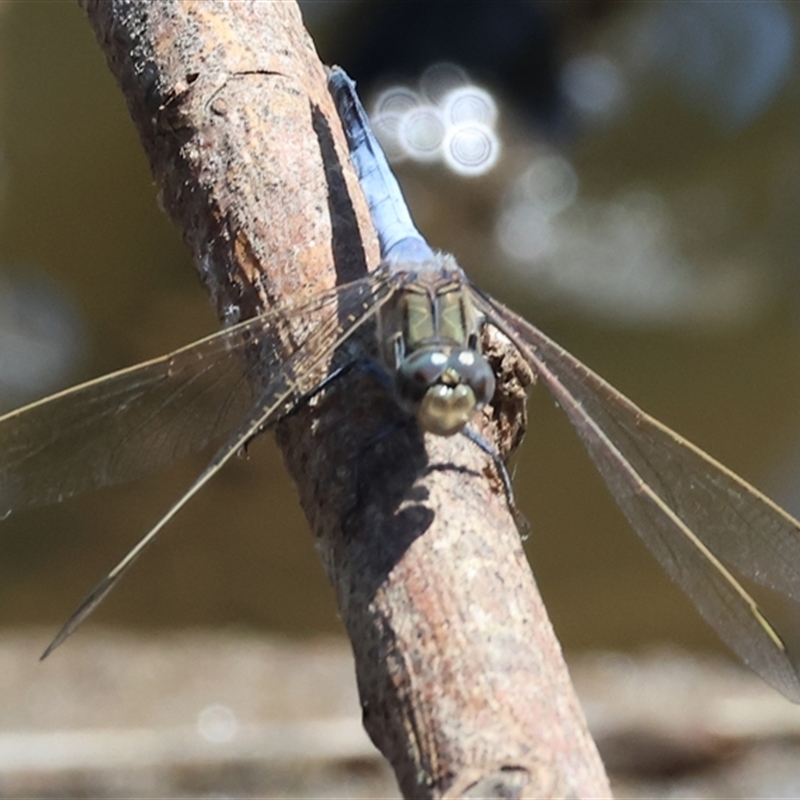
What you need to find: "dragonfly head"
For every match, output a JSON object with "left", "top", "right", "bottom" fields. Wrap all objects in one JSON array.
[{"left": 395, "top": 346, "right": 496, "bottom": 436}]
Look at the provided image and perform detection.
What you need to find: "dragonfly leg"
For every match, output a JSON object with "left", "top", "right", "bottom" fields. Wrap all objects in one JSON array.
[
  {"left": 250, "top": 357, "right": 390, "bottom": 442},
  {"left": 343, "top": 415, "right": 530, "bottom": 540},
  {"left": 460, "top": 426, "right": 530, "bottom": 540}
]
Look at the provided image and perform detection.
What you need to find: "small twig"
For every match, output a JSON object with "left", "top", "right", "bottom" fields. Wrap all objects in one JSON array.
[{"left": 78, "top": 1, "right": 611, "bottom": 797}]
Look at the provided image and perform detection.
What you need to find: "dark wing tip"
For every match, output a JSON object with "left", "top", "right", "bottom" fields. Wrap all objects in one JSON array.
[{"left": 40, "top": 573, "right": 117, "bottom": 660}]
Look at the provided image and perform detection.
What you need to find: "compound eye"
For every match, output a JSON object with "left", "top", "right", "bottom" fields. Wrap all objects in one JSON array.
[
  {"left": 395, "top": 346, "right": 496, "bottom": 435},
  {"left": 396, "top": 350, "right": 449, "bottom": 411},
  {"left": 450, "top": 349, "right": 495, "bottom": 407}
]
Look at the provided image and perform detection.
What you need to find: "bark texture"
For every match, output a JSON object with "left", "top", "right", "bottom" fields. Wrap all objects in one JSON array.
[{"left": 78, "top": 1, "right": 611, "bottom": 797}]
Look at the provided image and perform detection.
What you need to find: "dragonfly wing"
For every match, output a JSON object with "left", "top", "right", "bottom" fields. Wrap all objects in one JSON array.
[
  {"left": 472, "top": 287, "right": 800, "bottom": 702},
  {"left": 41, "top": 269, "right": 398, "bottom": 656},
  {"left": 0, "top": 273, "right": 385, "bottom": 517}
]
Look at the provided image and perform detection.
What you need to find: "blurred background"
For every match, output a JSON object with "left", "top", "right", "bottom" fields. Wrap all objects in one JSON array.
[{"left": 3, "top": 1, "right": 800, "bottom": 795}]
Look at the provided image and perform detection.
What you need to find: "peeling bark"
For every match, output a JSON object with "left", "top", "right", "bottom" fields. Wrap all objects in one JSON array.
[{"left": 78, "top": 1, "right": 611, "bottom": 797}]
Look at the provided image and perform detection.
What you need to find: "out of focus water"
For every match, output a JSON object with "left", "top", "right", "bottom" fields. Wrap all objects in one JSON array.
[{"left": 2, "top": 1, "right": 800, "bottom": 658}]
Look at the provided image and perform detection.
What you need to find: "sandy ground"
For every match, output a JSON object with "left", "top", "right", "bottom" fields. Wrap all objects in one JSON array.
[{"left": 2, "top": 628, "right": 800, "bottom": 798}]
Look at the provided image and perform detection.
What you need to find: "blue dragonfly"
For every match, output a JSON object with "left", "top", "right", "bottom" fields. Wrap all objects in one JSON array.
[{"left": 3, "top": 67, "right": 800, "bottom": 702}]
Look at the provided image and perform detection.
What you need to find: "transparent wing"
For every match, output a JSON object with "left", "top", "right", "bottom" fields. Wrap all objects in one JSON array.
[
  {"left": 0, "top": 273, "right": 387, "bottom": 518},
  {"left": 41, "top": 270, "right": 398, "bottom": 657},
  {"left": 472, "top": 287, "right": 800, "bottom": 702}
]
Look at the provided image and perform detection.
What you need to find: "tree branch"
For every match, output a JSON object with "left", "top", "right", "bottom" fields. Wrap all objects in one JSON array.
[{"left": 78, "top": 1, "right": 611, "bottom": 797}]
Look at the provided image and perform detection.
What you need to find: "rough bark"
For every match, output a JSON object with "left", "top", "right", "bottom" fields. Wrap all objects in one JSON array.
[{"left": 78, "top": 1, "right": 611, "bottom": 797}]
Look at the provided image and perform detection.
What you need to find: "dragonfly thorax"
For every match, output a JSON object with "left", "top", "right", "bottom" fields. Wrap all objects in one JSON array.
[
  {"left": 378, "top": 262, "right": 496, "bottom": 437},
  {"left": 394, "top": 345, "right": 496, "bottom": 436}
]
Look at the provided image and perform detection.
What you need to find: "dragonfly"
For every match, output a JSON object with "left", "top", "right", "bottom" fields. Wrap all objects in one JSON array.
[{"left": 3, "top": 66, "right": 800, "bottom": 702}]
